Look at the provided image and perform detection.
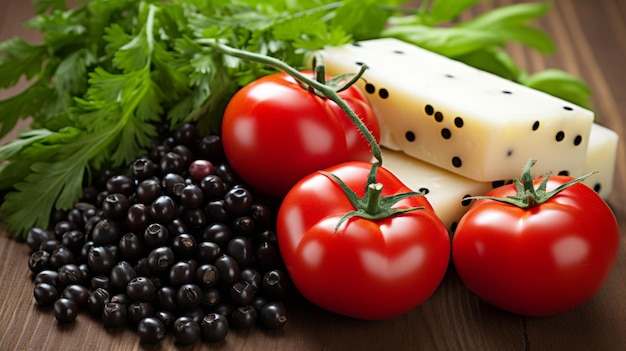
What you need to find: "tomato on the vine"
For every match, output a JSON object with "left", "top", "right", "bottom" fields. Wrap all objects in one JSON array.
[
  {"left": 277, "top": 161, "right": 450, "bottom": 320},
  {"left": 452, "top": 160, "right": 620, "bottom": 316},
  {"left": 221, "top": 71, "right": 379, "bottom": 197}
]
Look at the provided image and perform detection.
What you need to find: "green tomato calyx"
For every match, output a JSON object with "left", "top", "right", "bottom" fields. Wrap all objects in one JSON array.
[
  {"left": 469, "top": 159, "right": 597, "bottom": 209},
  {"left": 321, "top": 162, "right": 425, "bottom": 232}
]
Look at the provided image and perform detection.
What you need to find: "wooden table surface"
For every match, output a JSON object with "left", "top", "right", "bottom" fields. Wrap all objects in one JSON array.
[{"left": 1, "top": 1, "right": 625, "bottom": 350}]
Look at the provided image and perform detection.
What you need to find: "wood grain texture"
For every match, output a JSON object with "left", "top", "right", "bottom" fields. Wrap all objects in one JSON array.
[{"left": 1, "top": 1, "right": 624, "bottom": 350}]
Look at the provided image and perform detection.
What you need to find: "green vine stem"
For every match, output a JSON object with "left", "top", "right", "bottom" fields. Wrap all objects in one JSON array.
[{"left": 202, "top": 40, "right": 383, "bottom": 165}]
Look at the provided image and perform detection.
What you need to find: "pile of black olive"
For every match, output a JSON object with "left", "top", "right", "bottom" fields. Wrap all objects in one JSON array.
[{"left": 26, "top": 123, "right": 290, "bottom": 345}]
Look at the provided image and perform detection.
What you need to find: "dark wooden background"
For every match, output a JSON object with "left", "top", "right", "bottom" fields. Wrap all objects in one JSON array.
[{"left": 1, "top": 0, "right": 625, "bottom": 350}]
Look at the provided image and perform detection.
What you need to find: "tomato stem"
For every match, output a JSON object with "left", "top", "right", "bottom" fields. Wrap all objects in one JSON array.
[
  {"left": 321, "top": 163, "right": 425, "bottom": 232},
  {"left": 313, "top": 53, "right": 327, "bottom": 87},
  {"left": 205, "top": 41, "right": 383, "bottom": 164},
  {"left": 365, "top": 183, "right": 383, "bottom": 214},
  {"left": 468, "top": 159, "right": 598, "bottom": 209}
]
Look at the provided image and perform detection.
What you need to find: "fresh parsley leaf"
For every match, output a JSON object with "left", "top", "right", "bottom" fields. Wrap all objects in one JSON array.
[
  {"left": 0, "top": 38, "right": 47, "bottom": 88},
  {"left": 0, "top": 160, "right": 34, "bottom": 193},
  {"left": 153, "top": 42, "right": 191, "bottom": 103},
  {"left": 1, "top": 131, "right": 90, "bottom": 234},
  {"left": 273, "top": 16, "right": 351, "bottom": 51},
  {"left": 0, "top": 81, "right": 50, "bottom": 139},
  {"left": 25, "top": 8, "right": 88, "bottom": 52},
  {"left": 0, "top": 129, "right": 55, "bottom": 160},
  {"left": 104, "top": 24, "right": 134, "bottom": 59},
  {"left": 112, "top": 30, "right": 152, "bottom": 73},
  {"left": 53, "top": 48, "right": 96, "bottom": 95}
]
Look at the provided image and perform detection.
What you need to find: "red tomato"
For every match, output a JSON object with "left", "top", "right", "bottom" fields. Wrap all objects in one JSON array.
[
  {"left": 452, "top": 176, "right": 620, "bottom": 316},
  {"left": 221, "top": 71, "right": 379, "bottom": 197},
  {"left": 277, "top": 161, "right": 450, "bottom": 320}
]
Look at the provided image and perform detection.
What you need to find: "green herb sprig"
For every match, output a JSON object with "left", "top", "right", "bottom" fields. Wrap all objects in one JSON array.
[{"left": 0, "top": 0, "right": 594, "bottom": 237}]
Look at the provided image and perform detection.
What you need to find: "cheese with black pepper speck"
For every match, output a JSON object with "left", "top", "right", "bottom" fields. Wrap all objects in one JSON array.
[
  {"left": 320, "top": 38, "right": 595, "bottom": 183},
  {"left": 579, "top": 123, "right": 618, "bottom": 198},
  {"left": 380, "top": 147, "right": 492, "bottom": 233},
  {"left": 382, "top": 123, "right": 618, "bottom": 233}
]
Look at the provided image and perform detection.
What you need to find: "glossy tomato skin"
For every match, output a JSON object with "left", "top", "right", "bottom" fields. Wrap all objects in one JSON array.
[
  {"left": 452, "top": 176, "right": 620, "bottom": 316},
  {"left": 277, "top": 161, "right": 450, "bottom": 320},
  {"left": 221, "top": 71, "right": 379, "bottom": 197}
]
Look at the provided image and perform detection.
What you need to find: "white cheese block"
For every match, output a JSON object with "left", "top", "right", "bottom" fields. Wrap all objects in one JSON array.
[
  {"left": 382, "top": 123, "right": 618, "bottom": 233},
  {"left": 320, "top": 38, "right": 595, "bottom": 183},
  {"left": 381, "top": 147, "right": 493, "bottom": 232},
  {"left": 578, "top": 123, "right": 618, "bottom": 198}
]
